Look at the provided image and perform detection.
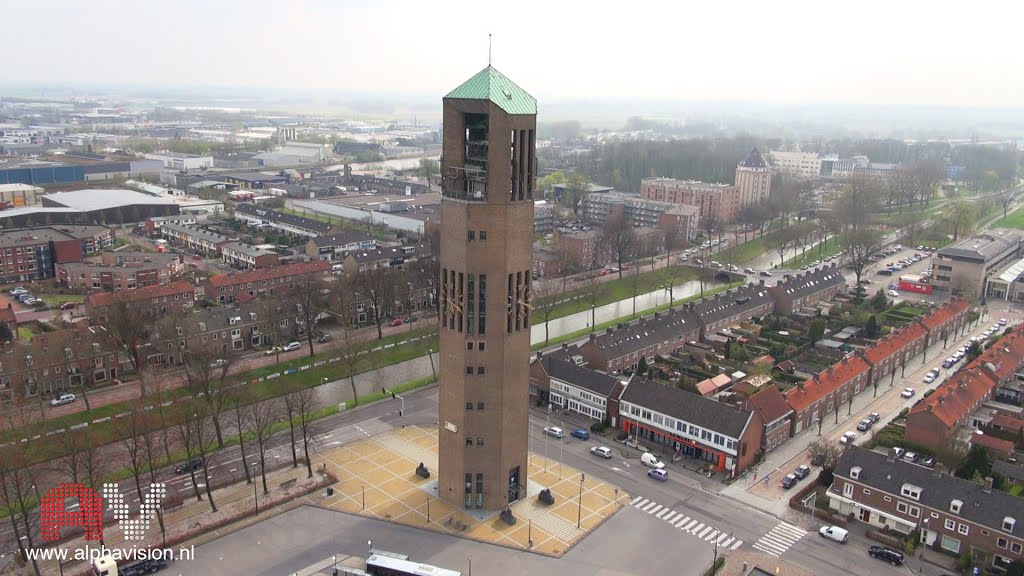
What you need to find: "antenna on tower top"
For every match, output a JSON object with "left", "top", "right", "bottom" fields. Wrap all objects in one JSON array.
[{"left": 488, "top": 34, "right": 492, "bottom": 66}]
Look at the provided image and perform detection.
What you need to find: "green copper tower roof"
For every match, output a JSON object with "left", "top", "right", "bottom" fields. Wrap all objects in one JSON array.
[{"left": 445, "top": 66, "right": 537, "bottom": 115}]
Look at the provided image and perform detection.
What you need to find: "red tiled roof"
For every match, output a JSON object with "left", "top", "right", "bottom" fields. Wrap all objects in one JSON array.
[
  {"left": 970, "top": 432, "right": 1015, "bottom": 455},
  {"left": 85, "top": 280, "right": 194, "bottom": 308},
  {"left": 204, "top": 260, "right": 330, "bottom": 288},
  {"left": 920, "top": 297, "right": 970, "bottom": 330},
  {"left": 974, "top": 326, "right": 1024, "bottom": 382},
  {"left": 991, "top": 413, "right": 1024, "bottom": 433},
  {"left": 786, "top": 354, "right": 871, "bottom": 413},
  {"left": 748, "top": 385, "right": 793, "bottom": 425},
  {"left": 864, "top": 322, "right": 927, "bottom": 364},
  {"left": 909, "top": 366, "right": 996, "bottom": 428}
]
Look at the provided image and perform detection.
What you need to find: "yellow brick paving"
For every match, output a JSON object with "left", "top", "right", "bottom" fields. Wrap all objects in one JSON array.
[{"left": 318, "top": 426, "right": 628, "bottom": 557}]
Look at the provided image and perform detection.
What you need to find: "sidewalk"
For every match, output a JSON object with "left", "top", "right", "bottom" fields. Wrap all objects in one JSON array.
[{"left": 721, "top": 308, "right": 1005, "bottom": 520}]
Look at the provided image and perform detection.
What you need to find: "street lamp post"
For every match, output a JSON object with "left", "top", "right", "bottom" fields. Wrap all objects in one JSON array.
[
  {"left": 577, "top": 473, "right": 585, "bottom": 528},
  {"left": 427, "top": 348, "right": 436, "bottom": 381},
  {"left": 253, "top": 461, "right": 260, "bottom": 515},
  {"left": 713, "top": 537, "right": 719, "bottom": 574},
  {"left": 468, "top": 556, "right": 472, "bottom": 576},
  {"left": 333, "top": 554, "right": 338, "bottom": 576}
]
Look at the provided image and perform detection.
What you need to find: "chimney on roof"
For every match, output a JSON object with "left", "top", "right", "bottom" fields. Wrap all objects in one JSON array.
[{"left": 985, "top": 476, "right": 994, "bottom": 493}]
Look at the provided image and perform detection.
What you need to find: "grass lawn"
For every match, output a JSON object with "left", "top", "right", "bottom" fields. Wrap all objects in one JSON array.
[
  {"left": 37, "top": 293, "right": 87, "bottom": 307},
  {"left": 16, "top": 326, "right": 33, "bottom": 341},
  {"left": 783, "top": 237, "right": 841, "bottom": 269},
  {"left": 716, "top": 231, "right": 779, "bottom": 265},
  {"left": 536, "top": 266, "right": 697, "bottom": 322},
  {"left": 993, "top": 207, "right": 1024, "bottom": 230}
]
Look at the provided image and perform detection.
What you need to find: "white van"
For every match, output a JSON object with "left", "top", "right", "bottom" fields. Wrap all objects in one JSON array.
[
  {"left": 331, "top": 264, "right": 344, "bottom": 273},
  {"left": 640, "top": 452, "right": 665, "bottom": 469},
  {"left": 818, "top": 525, "right": 849, "bottom": 543}
]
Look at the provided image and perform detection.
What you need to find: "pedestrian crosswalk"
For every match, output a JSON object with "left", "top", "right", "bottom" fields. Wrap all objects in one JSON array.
[
  {"left": 631, "top": 496, "right": 743, "bottom": 551},
  {"left": 752, "top": 522, "right": 806, "bottom": 557}
]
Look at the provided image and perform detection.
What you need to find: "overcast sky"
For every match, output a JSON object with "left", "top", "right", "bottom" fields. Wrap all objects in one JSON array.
[{"left": 4, "top": 0, "right": 1021, "bottom": 108}]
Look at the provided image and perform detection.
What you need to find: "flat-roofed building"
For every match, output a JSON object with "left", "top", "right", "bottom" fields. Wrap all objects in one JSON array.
[{"left": 932, "top": 229, "right": 1023, "bottom": 298}]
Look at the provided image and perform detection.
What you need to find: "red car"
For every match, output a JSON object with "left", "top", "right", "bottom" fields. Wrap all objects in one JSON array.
[
  {"left": 390, "top": 318, "right": 404, "bottom": 327},
  {"left": 59, "top": 302, "right": 76, "bottom": 311}
]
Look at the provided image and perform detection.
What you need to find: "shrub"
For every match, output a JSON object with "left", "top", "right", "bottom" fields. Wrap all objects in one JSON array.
[{"left": 956, "top": 552, "right": 973, "bottom": 572}]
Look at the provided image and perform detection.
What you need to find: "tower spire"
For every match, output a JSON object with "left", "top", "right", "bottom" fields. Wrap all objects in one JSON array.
[{"left": 488, "top": 34, "right": 492, "bottom": 66}]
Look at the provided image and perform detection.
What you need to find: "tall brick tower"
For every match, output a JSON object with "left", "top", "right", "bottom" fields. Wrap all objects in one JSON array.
[
  {"left": 735, "top": 148, "right": 772, "bottom": 206},
  {"left": 437, "top": 66, "right": 536, "bottom": 511}
]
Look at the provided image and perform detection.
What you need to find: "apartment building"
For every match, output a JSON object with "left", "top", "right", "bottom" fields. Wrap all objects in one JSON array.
[
  {"left": 830, "top": 446, "right": 1024, "bottom": 570},
  {"left": 932, "top": 229, "right": 1023, "bottom": 298},
  {"left": 734, "top": 148, "right": 772, "bottom": 205},
  {"left": 580, "top": 191, "right": 699, "bottom": 242},
  {"left": 0, "top": 228, "right": 84, "bottom": 283},
  {"left": 58, "top": 252, "right": 184, "bottom": 290},
  {"left": 233, "top": 203, "right": 333, "bottom": 238},
  {"left": 202, "top": 260, "right": 330, "bottom": 303},
  {"left": 639, "top": 178, "right": 742, "bottom": 223},
  {"left": 342, "top": 244, "right": 425, "bottom": 274},
  {"left": 767, "top": 150, "right": 823, "bottom": 178},
  {"left": 143, "top": 215, "right": 198, "bottom": 236},
  {"left": 619, "top": 377, "right": 763, "bottom": 476},
  {"left": 219, "top": 242, "right": 280, "bottom": 270}
]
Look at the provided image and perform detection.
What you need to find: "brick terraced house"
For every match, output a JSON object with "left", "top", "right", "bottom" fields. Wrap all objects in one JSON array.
[{"left": 202, "top": 260, "right": 330, "bottom": 303}]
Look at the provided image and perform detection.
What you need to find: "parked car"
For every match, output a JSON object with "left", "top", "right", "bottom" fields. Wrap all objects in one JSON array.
[
  {"left": 794, "top": 464, "right": 811, "bottom": 480},
  {"left": 819, "top": 526, "right": 849, "bottom": 543},
  {"left": 743, "top": 267, "right": 756, "bottom": 274},
  {"left": 317, "top": 333, "right": 332, "bottom": 343},
  {"left": 590, "top": 446, "right": 613, "bottom": 459},
  {"left": 390, "top": 317, "right": 404, "bottom": 327},
  {"left": 647, "top": 469, "right": 669, "bottom": 482},
  {"left": 887, "top": 289, "right": 900, "bottom": 297},
  {"left": 902, "top": 387, "right": 916, "bottom": 398},
  {"left": 543, "top": 426, "right": 564, "bottom": 439},
  {"left": 404, "top": 316, "right": 417, "bottom": 324},
  {"left": 923, "top": 372, "right": 937, "bottom": 384},
  {"left": 780, "top": 474, "right": 798, "bottom": 489},
  {"left": 759, "top": 271, "right": 772, "bottom": 277},
  {"left": 868, "top": 412, "right": 881, "bottom": 424},
  {"left": 8, "top": 287, "right": 26, "bottom": 295},
  {"left": 856, "top": 419, "right": 873, "bottom": 432},
  {"left": 209, "top": 358, "right": 228, "bottom": 369},
  {"left": 59, "top": 302, "right": 76, "bottom": 310},
  {"left": 175, "top": 458, "right": 204, "bottom": 474},
  {"left": 640, "top": 452, "right": 665, "bottom": 469},
  {"left": 902, "top": 451, "right": 919, "bottom": 463},
  {"left": 999, "top": 318, "right": 1008, "bottom": 326},
  {"left": 868, "top": 545, "right": 904, "bottom": 566},
  {"left": 921, "top": 456, "right": 936, "bottom": 468},
  {"left": 570, "top": 428, "right": 590, "bottom": 440},
  {"left": 264, "top": 346, "right": 281, "bottom": 356},
  {"left": 840, "top": 431, "right": 857, "bottom": 445},
  {"left": 49, "top": 393, "right": 76, "bottom": 407},
  {"left": 282, "top": 342, "right": 301, "bottom": 352}
]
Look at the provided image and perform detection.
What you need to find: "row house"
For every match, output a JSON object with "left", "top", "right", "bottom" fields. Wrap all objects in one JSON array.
[
  {"left": 906, "top": 326, "right": 1024, "bottom": 451},
  {"left": 830, "top": 446, "right": 1024, "bottom": 571},
  {"left": 578, "top": 307, "right": 702, "bottom": 373},
  {"left": 0, "top": 227, "right": 86, "bottom": 283},
  {"left": 145, "top": 301, "right": 301, "bottom": 367},
  {"left": 862, "top": 322, "right": 928, "bottom": 387},
  {"left": 202, "top": 260, "right": 331, "bottom": 303},
  {"left": 920, "top": 298, "right": 972, "bottom": 348},
  {"left": 690, "top": 281, "right": 775, "bottom": 334},
  {"left": 528, "top": 347, "right": 626, "bottom": 424},
  {"left": 342, "top": 244, "right": 425, "bottom": 274},
  {"left": 619, "top": 377, "right": 762, "bottom": 476},
  {"left": 219, "top": 241, "right": 280, "bottom": 270},
  {"left": 744, "top": 384, "right": 794, "bottom": 453},
  {"left": 85, "top": 280, "right": 195, "bottom": 321},
  {"left": 143, "top": 215, "right": 198, "bottom": 236},
  {"left": 0, "top": 325, "right": 129, "bottom": 403},
  {"left": 785, "top": 354, "right": 872, "bottom": 434},
  {"left": 233, "top": 203, "right": 333, "bottom": 238},
  {"left": 305, "top": 231, "right": 377, "bottom": 262},
  {"left": 160, "top": 223, "right": 233, "bottom": 257},
  {"left": 58, "top": 252, "right": 184, "bottom": 290},
  {"left": 765, "top": 264, "right": 846, "bottom": 315}
]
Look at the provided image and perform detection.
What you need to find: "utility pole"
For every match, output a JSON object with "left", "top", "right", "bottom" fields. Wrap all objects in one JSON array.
[{"left": 382, "top": 387, "right": 406, "bottom": 428}]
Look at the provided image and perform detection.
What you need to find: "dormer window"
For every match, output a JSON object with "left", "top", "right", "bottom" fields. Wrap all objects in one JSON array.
[
  {"left": 850, "top": 466, "right": 861, "bottom": 480},
  {"left": 950, "top": 499, "right": 962, "bottom": 514},
  {"left": 1004, "top": 517, "right": 1016, "bottom": 532},
  {"left": 900, "top": 483, "right": 921, "bottom": 501}
]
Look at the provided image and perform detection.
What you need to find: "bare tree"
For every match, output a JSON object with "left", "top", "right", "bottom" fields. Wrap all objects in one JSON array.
[
  {"left": 227, "top": 387, "right": 254, "bottom": 484},
  {"left": 600, "top": 214, "right": 637, "bottom": 279},
  {"left": 282, "top": 387, "right": 301, "bottom": 469},
  {"left": 658, "top": 264, "right": 687, "bottom": 309},
  {"left": 287, "top": 382, "right": 321, "bottom": 478},
  {"left": 331, "top": 275, "right": 365, "bottom": 406},
  {"left": 55, "top": 428, "right": 105, "bottom": 488},
  {"left": 840, "top": 228, "right": 883, "bottom": 292},
  {"left": 172, "top": 403, "right": 205, "bottom": 503},
  {"left": 102, "top": 291, "right": 157, "bottom": 390},
  {"left": 117, "top": 407, "right": 154, "bottom": 508},
  {"left": 288, "top": 272, "right": 332, "bottom": 357},
  {"left": 0, "top": 445, "right": 42, "bottom": 576},
  {"left": 579, "top": 274, "right": 608, "bottom": 332},
  {"left": 998, "top": 185, "right": 1017, "bottom": 220},
  {"left": 835, "top": 173, "right": 883, "bottom": 231},
  {"left": 352, "top": 266, "right": 405, "bottom": 340},
  {"left": 190, "top": 403, "right": 219, "bottom": 513},
  {"left": 255, "top": 296, "right": 292, "bottom": 364},
  {"left": 531, "top": 280, "right": 563, "bottom": 347},
  {"left": 769, "top": 227, "right": 800, "bottom": 268},
  {"left": 943, "top": 197, "right": 977, "bottom": 241},
  {"left": 248, "top": 396, "right": 279, "bottom": 495}
]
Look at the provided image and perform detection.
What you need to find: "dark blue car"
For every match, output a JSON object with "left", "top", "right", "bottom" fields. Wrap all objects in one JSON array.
[{"left": 570, "top": 428, "right": 590, "bottom": 440}]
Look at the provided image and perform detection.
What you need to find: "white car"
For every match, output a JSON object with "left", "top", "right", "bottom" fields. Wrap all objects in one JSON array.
[
  {"left": 819, "top": 526, "right": 849, "bottom": 543},
  {"left": 590, "top": 446, "right": 613, "bottom": 459},
  {"left": 840, "top": 431, "right": 857, "bottom": 445},
  {"left": 282, "top": 341, "right": 302, "bottom": 352},
  {"left": 50, "top": 393, "right": 76, "bottom": 407},
  {"left": 999, "top": 318, "right": 1008, "bottom": 326},
  {"left": 902, "top": 387, "right": 916, "bottom": 398},
  {"left": 923, "top": 372, "right": 937, "bottom": 384},
  {"left": 543, "top": 426, "right": 564, "bottom": 439},
  {"left": 887, "top": 290, "right": 899, "bottom": 297}
]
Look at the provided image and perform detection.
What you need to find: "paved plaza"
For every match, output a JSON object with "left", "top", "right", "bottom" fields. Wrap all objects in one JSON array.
[{"left": 316, "top": 425, "right": 627, "bottom": 556}]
